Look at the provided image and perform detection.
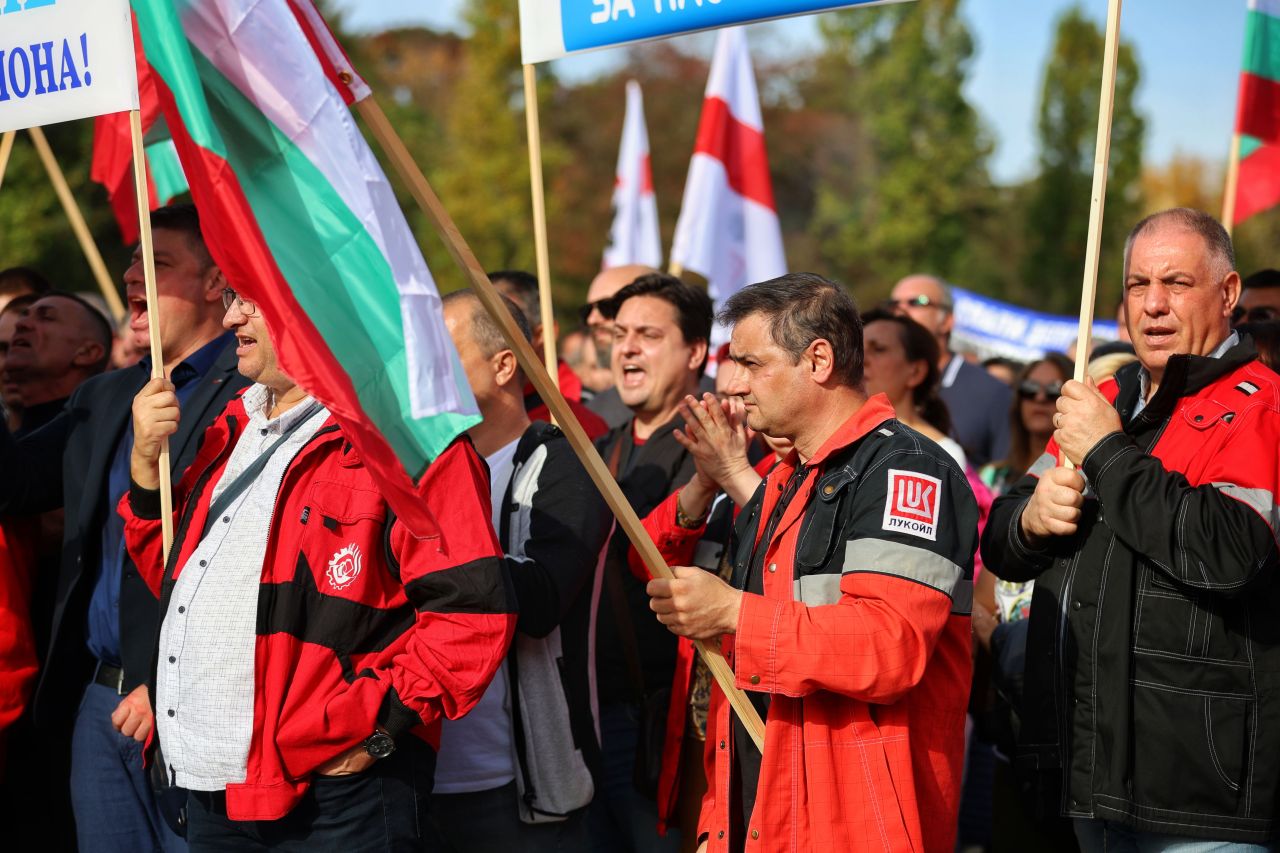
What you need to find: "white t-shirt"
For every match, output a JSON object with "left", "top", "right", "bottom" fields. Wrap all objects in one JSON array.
[{"left": 431, "top": 437, "right": 520, "bottom": 794}]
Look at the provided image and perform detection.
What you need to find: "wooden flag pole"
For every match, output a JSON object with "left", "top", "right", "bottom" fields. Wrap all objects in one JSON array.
[
  {"left": 668, "top": 261, "right": 684, "bottom": 278},
  {"left": 0, "top": 132, "right": 14, "bottom": 192},
  {"left": 1065, "top": 0, "right": 1124, "bottom": 470},
  {"left": 356, "top": 95, "right": 766, "bottom": 752},
  {"left": 129, "top": 109, "right": 174, "bottom": 564},
  {"left": 522, "top": 64, "right": 559, "bottom": 388},
  {"left": 1223, "top": 132, "right": 1243, "bottom": 238},
  {"left": 27, "top": 126, "right": 127, "bottom": 324}
]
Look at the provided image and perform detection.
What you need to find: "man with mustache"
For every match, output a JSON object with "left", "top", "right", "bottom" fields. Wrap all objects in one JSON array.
[{"left": 983, "top": 208, "right": 1280, "bottom": 852}]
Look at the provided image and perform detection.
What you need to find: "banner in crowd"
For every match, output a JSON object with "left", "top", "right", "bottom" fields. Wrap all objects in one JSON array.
[
  {"left": 0, "top": 0, "right": 139, "bottom": 134},
  {"left": 1232, "top": 0, "right": 1280, "bottom": 224},
  {"left": 131, "top": 0, "right": 479, "bottom": 537},
  {"left": 951, "top": 286, "right": 1119, "bottom": 361},
  {"left": 603, "top": 80, "right": 662, "bottom": 269},
  {"left": 671, "top": 27, "right": 785, "bottom": 350},
  {"left": 519, "top": 0, "right": 912, "bottom": 64}
]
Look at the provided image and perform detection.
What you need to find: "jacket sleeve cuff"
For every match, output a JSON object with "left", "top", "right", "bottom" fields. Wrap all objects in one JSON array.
[
  {"left": 733, "top": 592, "right": 782, "bottom": 694},
  {"left": 1007, "top": 498, "right": 1053, "bottom": 566},
  {"left": 376, "top": 687, "right": 423, "bottom": 740},
  {"left": 1080, "top": 430, "right": 1135, "bottom": 489},
  {"left": 129, "top": 480, "right": 163, "bottom": 520}
]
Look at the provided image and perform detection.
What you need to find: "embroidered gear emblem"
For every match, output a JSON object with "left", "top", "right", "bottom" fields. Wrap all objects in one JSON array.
[
  {"left": 326, "top": 544, "right": 363, "bottom": 590},
  {"left": 883, "top": 469, "right": 942, "bottom": 541}
]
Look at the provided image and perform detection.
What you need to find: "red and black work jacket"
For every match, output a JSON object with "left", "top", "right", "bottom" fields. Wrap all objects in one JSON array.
[
  {"left": 120, "top": 395, "right": 515, "bottom": 821},
  {"left": 697, "top": 395, "right": 978, "bottom": 853}
]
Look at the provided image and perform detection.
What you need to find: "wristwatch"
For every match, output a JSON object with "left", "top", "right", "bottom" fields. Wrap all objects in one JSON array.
[{"left": 362, "top": 730, "right": 396, "bottom": 760}]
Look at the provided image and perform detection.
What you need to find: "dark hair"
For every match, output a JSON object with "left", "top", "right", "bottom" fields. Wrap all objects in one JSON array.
[
  {"left": 861, "top": 308, "right": 950, "bottom": 435},
  {"left": 442, "top": 289, "right": 531, "bottom": 359},
  {"left": 0, "top": 293, "right": 39, "bottom": 318},
  {"left": 719, "top": 272, "right": 863, "bottom": 386},
  {"left": 981, "top": 356, "right": 1024, "bottom": 384},
  {"left": 151, "top": 203, "right": 214, "bottom": 270},
  {"left": 0, "top": 266, "right": 52, "bottom": 298},
  {"left": 35, "top": 290, "right": 114, "bottom": 375},
  {"left": 1002, "top": 353, "right": 1075, "bottom": 477},
  {"left": 1243, "top": 269, "right": 1280, "bottom": 291},
  {"left": 1124, "top": 208, "right": 1234, "bottom": 280},
  {"left": 488, "top": 270, "right": 541, "bottom": 331},
  {"left": 1238, "top": 321, "right": 1280, "bottom": 371},
  {"left": 605, "top": 272, "right": 714, "bottom": 376}
]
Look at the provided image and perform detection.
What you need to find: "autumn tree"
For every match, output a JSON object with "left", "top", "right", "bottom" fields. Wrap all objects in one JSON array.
[
  {"left": 1022, "top": 5, "right": 1144, "bottom": 314},
  {"left": 801, "top": 0, "right": 994, "bottom": 304}
]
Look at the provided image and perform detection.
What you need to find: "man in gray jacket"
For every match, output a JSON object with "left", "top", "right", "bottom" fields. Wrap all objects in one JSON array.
[{"left": 429, "top": 290, "right": 612, "bottom": 852}]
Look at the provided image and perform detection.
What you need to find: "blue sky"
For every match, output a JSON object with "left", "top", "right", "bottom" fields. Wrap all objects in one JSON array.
[{"left": 331, "top": 0, "right": 1246, "bottom": 184}]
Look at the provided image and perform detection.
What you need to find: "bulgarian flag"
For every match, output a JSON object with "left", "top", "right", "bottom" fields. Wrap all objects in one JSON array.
[
  {"left": 92, "top": 25, "right": 188, "bottom": 246},
  {"left": 129, "top": 0, "right": 479, "bottom": 536},
  {"left": 1233, "top": 0, "right": 1280, "bottom": 223}
]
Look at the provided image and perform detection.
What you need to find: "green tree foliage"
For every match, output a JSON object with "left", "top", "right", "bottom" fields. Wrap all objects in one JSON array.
[
  {"left": 803, "top": 0, "right": 994, "bottom": 305},
  {"left": 1023, "top": 5, "right": 1145, "bottom": 314}
]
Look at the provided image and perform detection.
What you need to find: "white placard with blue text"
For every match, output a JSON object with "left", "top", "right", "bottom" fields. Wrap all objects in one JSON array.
[
  {"left": 519, "top": 0, "right": 913, "bottom": 64},
  {"left": 0, "top": 0, "right": 138, "bottom": 134}
]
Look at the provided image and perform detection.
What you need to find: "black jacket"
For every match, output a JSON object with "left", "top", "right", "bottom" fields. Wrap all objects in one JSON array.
[
  {"left": 981, "top": 340, "right": 1280, "bottom": 842},
  {"left": 593, "top": 416, "right": 696, "bottom": 705},
  {"left": 0, "top": 342, "right": 248, "bottom": 730}
]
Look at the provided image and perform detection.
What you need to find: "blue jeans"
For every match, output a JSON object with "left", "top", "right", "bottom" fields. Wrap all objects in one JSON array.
[
  {"left": 1075, "top": 819, "right": 1276, "bottom": 853},
  {"left": 585, "top": 702, "right": 681, "bottom": 853},
  {"left": 70, "top": 681, "right": 187, "bottom": 853}
]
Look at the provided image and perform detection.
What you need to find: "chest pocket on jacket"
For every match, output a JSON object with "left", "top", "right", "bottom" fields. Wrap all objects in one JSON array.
[
  {"left": 794, "top": 465, "right": 857, "bottom": 576},
  {"left": 300, "top": 479, "right": 389, "bottom": 602}
]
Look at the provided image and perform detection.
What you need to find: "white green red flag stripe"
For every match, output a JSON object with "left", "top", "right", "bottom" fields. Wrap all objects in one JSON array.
[
  {"left": 130, "top": 0, "right": 479, "bottom": 536},
  {"left": 1234, "top": 0, "right": 1280, "bottom": 223}
]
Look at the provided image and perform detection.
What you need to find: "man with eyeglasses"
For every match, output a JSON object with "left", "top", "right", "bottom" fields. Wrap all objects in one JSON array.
[
  {"left": 124, "top": 284, "right": 513, "bottom": 849},
  {"left": 983, "top": 208, "right": 1280, "bottom": 852},
  {"left": 1233, "top": 268, "right": 1280, "bottom": 327},
  {"left": 0, "top": 204, "right": 248, "bottom": 852},
  {"left": 888, "top": 275, "right": 1012, "bottom": 466}
]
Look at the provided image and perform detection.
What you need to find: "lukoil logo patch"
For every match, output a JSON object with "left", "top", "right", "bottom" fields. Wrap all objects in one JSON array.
[{"left": 883, "top": 469, "right": 942, "bottom": 541}]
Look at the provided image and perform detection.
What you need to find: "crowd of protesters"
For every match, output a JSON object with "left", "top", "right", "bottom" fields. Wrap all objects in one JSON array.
[{"left": 2, "top": 204, "right": 1280, "bottom": 853}]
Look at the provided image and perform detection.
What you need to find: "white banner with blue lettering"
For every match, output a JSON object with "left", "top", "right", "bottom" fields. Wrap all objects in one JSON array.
[
  {"left": 951, "top": 285, "right": 1119, "bottom": 361},
  {"left": 0, "top": 0, "right": 137, "bottom": 135},
  {"left": 519, "top": 0, "right": 913, "bottom": 64}
]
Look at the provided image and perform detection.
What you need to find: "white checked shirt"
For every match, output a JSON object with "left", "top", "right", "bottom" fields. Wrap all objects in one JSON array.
[{"left": 156, "top": 384, "right": 329, "bottom": 791}]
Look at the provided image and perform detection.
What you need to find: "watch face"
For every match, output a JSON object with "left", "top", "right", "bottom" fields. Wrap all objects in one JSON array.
[{"left": 364, "top": 732, "right": 396, "bottom": 760}]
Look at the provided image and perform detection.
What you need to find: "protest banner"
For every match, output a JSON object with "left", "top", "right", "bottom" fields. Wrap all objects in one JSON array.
[
  {"left": 0, "top": 0, "right": 138, "bottom": 133},
  {"left": 519, "top": 0, "right": 912, "bottom": 64},
  {"left": 950, "top": 286, "right": 1119, "bottom": 362}
]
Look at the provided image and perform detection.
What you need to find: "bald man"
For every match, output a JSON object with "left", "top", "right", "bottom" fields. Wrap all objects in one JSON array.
[
  {"left": 584, "top": 264, "right": 656, "bottom": 429},
  {"left": 889, "top": 274, "right": 1011, "bottom": 466}
]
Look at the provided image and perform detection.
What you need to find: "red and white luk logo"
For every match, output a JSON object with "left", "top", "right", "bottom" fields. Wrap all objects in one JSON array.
[
  {"left": 883, "top": 469, "right": 942, "bottom": 541},
  {"left": 326, "top": 544, "right": 362, "bottom": 591}
]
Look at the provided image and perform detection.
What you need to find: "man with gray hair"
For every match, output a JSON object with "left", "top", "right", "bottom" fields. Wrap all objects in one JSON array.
[{"left": 983, "top": 208, "right": 1280, "bottom": 851}]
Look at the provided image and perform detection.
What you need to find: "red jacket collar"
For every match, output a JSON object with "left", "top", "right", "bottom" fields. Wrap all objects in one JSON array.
[{"left": 799, "top": 393, "right": 898, "bottom": 469}]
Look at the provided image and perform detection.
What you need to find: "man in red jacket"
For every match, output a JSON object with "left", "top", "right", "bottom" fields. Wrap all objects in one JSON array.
[
  {"left": 648, "top": 273, "right": 977, "bottom": 852},
  {"left": 124, "top": 288, "right": 515, "bottom": 849}
]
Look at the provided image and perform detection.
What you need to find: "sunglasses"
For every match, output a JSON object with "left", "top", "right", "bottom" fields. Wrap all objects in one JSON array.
[
  {"left": 1232, "top": 305, "right": 1280, "bottom": 324},
  {"left": 578, "top": 299, "right": 610, "bottom": 325},
  {"left": 883, "top": 294, "right": 951, "bottom": 312},
  {"left": 1018, "top": 380, "right": 1063, "bottom": 401}
]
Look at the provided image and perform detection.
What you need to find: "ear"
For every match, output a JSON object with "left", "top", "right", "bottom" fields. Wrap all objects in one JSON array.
[
  {"left": 939, "top": 309, "right": 955, "bottom": 338},
  {"left": 807, "top": 339, "right": 837, "bottom": 384},
  {"left": 905, "top": 357, "right": 928, "bottom": 391},
  {"left": 204, "top": 266, "right": 227, "bottom": 303},
  {"left": 686, "top": 338, "right": 709, "bottom": 374},
  {"left": 492, "top": 349, "right": 520, "bottom": 388},
  {"left": 1222, "top": 270, "right": 1242, "bottom": 319},
  {"left": 72, "top": 340, "right": 106, "bottom": 370}
]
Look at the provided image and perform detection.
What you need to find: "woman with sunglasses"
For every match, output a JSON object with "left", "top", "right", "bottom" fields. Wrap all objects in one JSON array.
[{"left": 973, "top": 352, "right": 1080, "bottom": 853}]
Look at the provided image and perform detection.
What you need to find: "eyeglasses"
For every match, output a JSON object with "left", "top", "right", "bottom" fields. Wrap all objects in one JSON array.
[
  {"left": 884, "top": 294, "right": 951, "bottom": 312},
  {"left": 1018, "top": 380, "right": 1063, "bottom": 401},
  {"left": 221, "top": 288, "right": 258, "bottom": 317}
]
